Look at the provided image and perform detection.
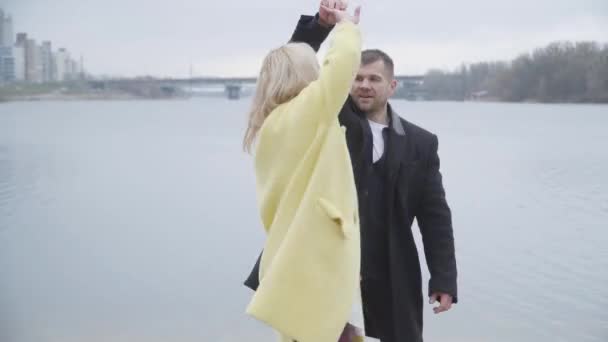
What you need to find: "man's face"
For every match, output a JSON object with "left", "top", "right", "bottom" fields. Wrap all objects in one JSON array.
[{"left": 350, "top": 60, "right": 397, "bottom": 114}]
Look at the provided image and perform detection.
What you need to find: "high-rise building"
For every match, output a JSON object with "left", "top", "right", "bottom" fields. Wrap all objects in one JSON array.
[
  {"left": 0, "top": 9, "right": 4, "bottom": 46},
  {"left": 12, "top": 45, "right": 25, "bottom": 81},
  {"left": 54, "top": 48, "right": 69, "bottom": 81},
  {"left": 68, "top": 58, "right": 78, "bottom": 80},
  {"left": 79, "top": 55, "right": 85, "bottom": 80},
  {"left": 16, "top": 32, "right": 27, "bottom": 46},
  {"left": 0, "top": 46, "right": 15, "bottom": 83},
  {"left": 40, "top": 41, "right": 53, "bottom": 82},
  {"left": 50, "top": 51, "right": 57, "bottom": 81},
  {"left": 2, "top": 15, "right": 13, "bottom": 46},
  {"left": 25, "top": 39, "right": 42, "bottom": 83},
  {"left": 0, "top": 9, "right": 13, "bottom": 47},
  {"left": 14, "top": 33, "right": 30, "bottom": 82}
]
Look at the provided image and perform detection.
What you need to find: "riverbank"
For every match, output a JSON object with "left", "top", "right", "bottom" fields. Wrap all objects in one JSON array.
[
  {"left": 0, "top": 81, "right": 187, "bottom": 102},
  {"left": 0, "top": 93, "right": 172, "bottom": 102}
]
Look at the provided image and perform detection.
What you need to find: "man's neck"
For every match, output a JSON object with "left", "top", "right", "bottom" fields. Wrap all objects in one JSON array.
[{"left": 366, "top": 104, "right": 389, "bottom": 125}]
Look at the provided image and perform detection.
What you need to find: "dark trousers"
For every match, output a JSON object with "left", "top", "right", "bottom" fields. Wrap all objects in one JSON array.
[{"left": 361, "top": 278, "right": 395, "bottom": 342}]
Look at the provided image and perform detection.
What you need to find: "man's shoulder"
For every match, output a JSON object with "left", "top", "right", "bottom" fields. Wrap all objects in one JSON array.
[
  {"left": 400, "top": 117, "right": 437, "bottom": 143},
  {"left": 388, "top": 103, "right": 436, "bottom": 141}
]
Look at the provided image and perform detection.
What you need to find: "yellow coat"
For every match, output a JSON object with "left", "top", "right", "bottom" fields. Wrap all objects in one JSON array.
[{"left": 246, "top": 22, "right": 362, "bottom": 342}]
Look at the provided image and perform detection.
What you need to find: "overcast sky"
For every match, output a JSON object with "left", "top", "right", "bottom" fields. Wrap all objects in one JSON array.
[{"left": 2, "top": 0, "right": 607, "bottom": 77}]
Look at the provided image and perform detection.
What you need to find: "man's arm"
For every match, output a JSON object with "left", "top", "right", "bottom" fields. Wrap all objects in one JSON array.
[
  {"left": 417, "top": 135, "right": 458, "bottom": 305},
  {"left": 289, "top": 0, "right": 348, "bottom": 51},
  {"left": 289, "top": 14, "right": 334, "bottom": 52}
]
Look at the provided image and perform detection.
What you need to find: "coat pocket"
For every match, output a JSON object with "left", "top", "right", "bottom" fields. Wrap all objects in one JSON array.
[{"left": 317, "top": 198, "right": 352, "bottom": 239}]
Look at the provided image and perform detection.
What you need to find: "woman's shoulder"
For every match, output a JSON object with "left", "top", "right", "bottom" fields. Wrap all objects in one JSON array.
[{"left": 259, "top": 101, "right": 292, "bottom": 133}]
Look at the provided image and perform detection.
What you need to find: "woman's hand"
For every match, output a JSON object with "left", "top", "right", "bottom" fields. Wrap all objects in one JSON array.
[
  {"left": 320, "top": 4, "right": 361, "bottom": 25},
  {"left": 318, "top": 0, "right": 348, "bottom": 27}
]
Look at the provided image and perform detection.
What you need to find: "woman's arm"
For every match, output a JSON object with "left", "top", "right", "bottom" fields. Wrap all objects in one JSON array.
[{"left": 291, "top": 8, "right": 362, "bottom": 126}]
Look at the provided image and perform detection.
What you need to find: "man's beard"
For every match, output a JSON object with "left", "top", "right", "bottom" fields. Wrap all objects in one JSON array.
[{"left": 355, "top": 96, "right": 383, "bottom": 114}]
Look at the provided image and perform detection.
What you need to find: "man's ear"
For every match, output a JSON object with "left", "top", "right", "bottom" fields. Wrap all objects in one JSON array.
[{"left": 389, "top": 79, "right": 398, "bottom": 96}]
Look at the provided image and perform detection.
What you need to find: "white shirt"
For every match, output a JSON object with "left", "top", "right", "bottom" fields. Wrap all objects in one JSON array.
[{"left": 368, "top": 119, "right": 389, "bottom": 163}]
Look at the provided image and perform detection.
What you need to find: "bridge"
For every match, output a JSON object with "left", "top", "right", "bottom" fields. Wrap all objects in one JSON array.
[
  {"left": 90, "top": 75, "right": 425, "bottom": 100},
  {"left": 394, "top": 75, "right": 426, "bottom": 100},
  {"left": 163, "top": 77, "right": 258, "bottom": 99}
]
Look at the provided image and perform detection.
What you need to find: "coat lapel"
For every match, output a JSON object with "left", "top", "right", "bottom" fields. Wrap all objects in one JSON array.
[{"left": 386, "top": 105, "right": 414, "bottom": 184}]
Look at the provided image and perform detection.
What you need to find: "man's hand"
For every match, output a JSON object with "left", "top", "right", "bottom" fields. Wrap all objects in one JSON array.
[
  {"left": 318, "top": 0, "right": 348, "bottom": 27},
  {"left": 430, "top": 292, "right": 453, "bottom": 314},
  {"left": 320, "top": 3, "right": 361, "bottom": 25}
]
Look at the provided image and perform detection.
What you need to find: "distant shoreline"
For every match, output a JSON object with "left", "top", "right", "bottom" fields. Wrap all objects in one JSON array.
[
  {"left": 0, "top": 81, "right": 188, "bottom": 103},
  {"left": 0, "top": 93, "right": 183, "bottom": 102},
  {"left": 2, "top": 94, "right": 606, "bottom": 105},
  {"left": 1, "top": 80, "right": 606, "bottom": 104}
]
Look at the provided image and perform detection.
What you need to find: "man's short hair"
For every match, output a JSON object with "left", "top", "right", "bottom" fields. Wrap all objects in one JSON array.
[{"left": 361, "top": 49, "right": 395, "bottom": 78}]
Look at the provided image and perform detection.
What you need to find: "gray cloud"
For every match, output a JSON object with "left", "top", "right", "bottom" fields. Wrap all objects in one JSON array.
[{"left": 4, "top": 0, "right": 607, "bottom": 77}]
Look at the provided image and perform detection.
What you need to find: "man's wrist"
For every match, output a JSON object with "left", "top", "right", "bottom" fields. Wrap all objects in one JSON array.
[{"left": 315, "top": 13, "right": 333, "bottom": 28}]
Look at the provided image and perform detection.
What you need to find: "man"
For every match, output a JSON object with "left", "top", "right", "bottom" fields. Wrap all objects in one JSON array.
[{"left": 245, "top": 2, "right": 458, "bottom": 341}]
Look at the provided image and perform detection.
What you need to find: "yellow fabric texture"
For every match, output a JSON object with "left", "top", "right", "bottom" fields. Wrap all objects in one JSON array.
[{"left": 246, "top": 21, "right": 363, "bottom": 342}]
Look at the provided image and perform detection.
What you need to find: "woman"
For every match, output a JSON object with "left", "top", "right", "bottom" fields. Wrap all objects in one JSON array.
[{"left": 242, "top": 5, "right": 364, "bottom": 342}]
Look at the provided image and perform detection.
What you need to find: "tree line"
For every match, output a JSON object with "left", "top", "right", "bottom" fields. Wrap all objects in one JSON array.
[{"left": 413, "top": 41, "right": 608, "bottom": 103}]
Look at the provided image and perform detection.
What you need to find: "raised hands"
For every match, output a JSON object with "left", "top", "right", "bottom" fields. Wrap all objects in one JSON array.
[{"left": 319, "top": 0, "right": 361, "bottom": 26}]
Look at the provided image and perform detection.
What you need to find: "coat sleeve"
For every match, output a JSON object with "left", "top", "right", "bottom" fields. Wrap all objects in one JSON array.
[
  {"left": 289, "top": 15, "right": 359, "bottom": 128},
  {"left": 417, "top": 134, "right": 458, "bottom": 303},
  {"left": 244, "top": 252, "right": 261, "bottom": 291},
  {"left": 287, "top": 21, "right": 361, "bottom": 126},
  {"left": 289, "top": 14, "right": 334, "bottom": 52}
]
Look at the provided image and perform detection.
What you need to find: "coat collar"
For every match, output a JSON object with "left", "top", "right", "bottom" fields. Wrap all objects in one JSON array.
[
  {"left": 385, "top": 102, "right": 415, "bottom": 183},
  {"left": 363, "top": 103, "right": 405, "bottom": 137},
  {"left": 387, "top": 103, "right": 406, "bottom": 136}
]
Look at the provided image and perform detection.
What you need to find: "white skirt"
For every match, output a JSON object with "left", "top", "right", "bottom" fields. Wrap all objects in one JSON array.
[{"left": 348, "top": 284, "right": 365, "bottom": 333}]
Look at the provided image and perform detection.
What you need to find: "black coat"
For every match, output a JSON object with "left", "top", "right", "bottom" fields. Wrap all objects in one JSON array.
[{"left": 245, "top": 15, "right": 458, "bottom": 342}]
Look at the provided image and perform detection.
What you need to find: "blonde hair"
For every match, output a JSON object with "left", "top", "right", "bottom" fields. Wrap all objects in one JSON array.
[{"left": 243, "top": 43, "right": 320, "bottom": 153}]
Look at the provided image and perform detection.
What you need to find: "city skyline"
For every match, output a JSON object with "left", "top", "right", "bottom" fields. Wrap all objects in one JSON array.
[
  {"left": 0, "top": 7, "right": 83, "bottom": 84},
  {"left": 3, "top": 0, "right": 608, "bottom": 78}
]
